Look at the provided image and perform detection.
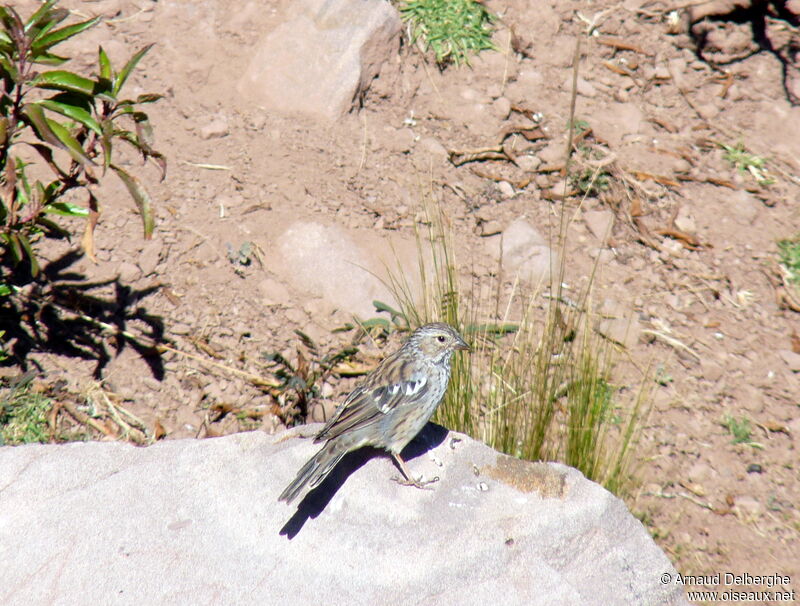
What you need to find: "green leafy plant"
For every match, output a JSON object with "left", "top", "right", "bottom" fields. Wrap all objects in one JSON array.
[
  {"left": 400, "top": 0, "right": 495, "bottom": 67},
  {"left": 718, "top": 141, "right": 773, "bottom": 186},
  {"left": 264, "top": 330, "right": 359, "bottom": 426},
  {"left": 0, "top": 0, "right": 164, "bottom": 292},
  {"left": 723, "top": 413, "right": 752, "bottom": 445},
  {"left": 0, "top": 374, "right": 52, "bottom": 444},
  {"left": 571, "top": 165, "right": 610, "bottom": 196},
  {"left": 777, "top": 234, "right": 800, "bottom": 286}
]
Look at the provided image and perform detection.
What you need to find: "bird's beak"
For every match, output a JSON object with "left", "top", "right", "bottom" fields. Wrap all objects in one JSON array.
[{"left": 455, "top": 337, "right": 470, "bottom": 352}]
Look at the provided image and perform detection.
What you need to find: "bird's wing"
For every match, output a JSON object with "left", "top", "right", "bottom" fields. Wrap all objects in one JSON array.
[{"left": 314, "top": 351, "right": 430, "bottom": 443}]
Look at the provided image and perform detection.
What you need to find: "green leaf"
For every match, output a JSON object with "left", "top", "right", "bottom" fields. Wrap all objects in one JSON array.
[
  {"left": 32, "top": 17, "right": 100, "bottom": 53},
  {"left": 359, "top": 317, "right": 391, "bottom": 330},
  {"left": 23, "top": 0, "right": 59, "bottom": 33},
  {"left": 44, "top": 201, "right": 89, "bottom": 217},
  {"left": 21, "top": 103, "right": 61, "bottom": 146},
  {"left": 111, "top": 164, "right": 154, "bottom": 238},
  {"left": 0, "top": 6, "right": 24, "bottom": 38},
  {"left": 27, "top": 12, "right": 59, "bottom": 42},
  {"left": 22, "top": 104, "right": 93, "bottom": 165},
  {"left": 0, "top": 54, "right": 19, "bottom": 82},
  {"left": 0, "top": 283, "right": 11, "bottom": 297},
  {"left": 373, "top": 299, "right": 403, "bottom": 318},
  {"left": 98, "top": 46, "right": 112, "bottom": 80},
  {"left": 100, "top": 119, "right": 113, "bottom": 172},
  {"left": 16, "top": 232, "right": 39, "bottom": 277},
  {"left": 32, "top": 70, "right": 97, "bottom": 96},
  {"left": 114, "top": 44, "right": 154, "bottom": 95},
  {"left": 47, "top": 118, "right": 94, "bottom": 165},
  {"left": 28, "top": 51, "right": 69, "bottom": 66},
  {"left": 35, "top": 98, "right": 101, "bottom": 135},
  {"left": 133, "top": 112, "right": 154, "bottom": 149},
  {"left": 136, "top": 93, "right": 163, "bottom": 104},
  {"left": 4, "top": 232, "right": 23, "bottom": 265}
]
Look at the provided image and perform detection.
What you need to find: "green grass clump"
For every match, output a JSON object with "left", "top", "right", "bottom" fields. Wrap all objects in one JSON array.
[
  {"left": 400, "top": 0, "right": 495, "bottom": 66},
  {"left": 0, "top": 379, "right": 52, "bottom": 445},
  {"left": 718, "top": 141, "right": 774, "bottom": 186},
  {"left": 778, "top": 234, "right": 800, "bottom": 285},
  {"left": 723, "top": 413, "right": 752, "bottom": 445},
  {"left": 378, "top": 198, "right": 650, "bottom": 497}
]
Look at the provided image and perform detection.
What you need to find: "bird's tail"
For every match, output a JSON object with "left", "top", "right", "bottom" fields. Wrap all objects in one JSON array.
[{"left": 278, "top": 441, "right": 346, "bottom": 504}]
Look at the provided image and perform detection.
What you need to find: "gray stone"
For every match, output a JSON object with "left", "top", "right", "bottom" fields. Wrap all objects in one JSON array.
[
  {"left": 0, "top": 428, "right": 688, "bottom": 606},
  {"left": 730, "top": 190, "right": 760, "bottom": 225},
  {"left": 699, "top": 358, "right": 724, "bottom": 382},
  {"left": 238, "top": 0, "right": 401, "bottom": 121},
  {"left": 778, "top": 350, "right": 800, "bottom": 372},
  {"left": 596, "top": 314, "right": 642, "bottom": 349},
  {"left": 590, "top": 103, "right": 644, "bottom": 148},
  {"left": 486, "top": 218, "right": 557, "bottom": 285},
  {"left": 476, "top": 219, "right": 503, "bottom": 237},
  {"left": 418, "top": 136, "right": 448, "bottom": 158},
  {"left": 273, "top": 221, "right": 396, "bottom": 318},
  {"left": 733, "top": 495, "right": 763, "bottom": 518},
  {"left": 199, "top": 117, "right": 229, "bottom": 140},
  {"left": 258, "top": 277, "right": 292, "bottom": 307},
  {"left": 583, "top": 209, "right": 615, "bottom": 241},
  {"left": 516, "top": 154, "right": 542, "bottom": 172},
  {"left": 537, "top": 140, "right": 566, "bottom": 165},
  {"left": 138, "top": 238, "right": 162, "bottom": 276},
  {"left": 170, "top": 322, "right": 192, "bottom": 335},
  {"left": 674, "top": 206, "right": 696, "bottom": 233},
  {"left": 497, "top": 180, "right": 515, "bottom": 199},
  {"left": 491, "top": 96, "right": 512, "bottom": 120},
  {"left": 385, "top": 126, "right": 416, "bottom": 153},
  {"left": 563, "top": 75, "right": 597, "bottom": 97},
  {"left": 116, "top": 260, "right": 141, "bottom": 283}
]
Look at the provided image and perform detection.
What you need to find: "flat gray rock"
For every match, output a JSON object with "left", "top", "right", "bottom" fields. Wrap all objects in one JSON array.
[{"left": 0, "top": 426, "right": 688, "bottom": 605}]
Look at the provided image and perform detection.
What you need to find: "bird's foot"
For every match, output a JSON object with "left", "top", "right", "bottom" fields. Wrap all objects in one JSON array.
[{"left": 391, "top": 474, "right": 440, "bottom": 490}]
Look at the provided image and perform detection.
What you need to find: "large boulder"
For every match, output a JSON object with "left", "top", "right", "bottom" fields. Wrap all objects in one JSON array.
[
  {"left": 238, "top": 0, "right": 401, "bottom": 121},
  {"left": 0, "top": 426, "right": 687, "bottom": 605}
]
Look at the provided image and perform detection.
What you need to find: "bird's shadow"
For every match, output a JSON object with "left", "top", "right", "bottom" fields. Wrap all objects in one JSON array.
[{"left": 279, "top": 423, "right": 449, "bottom": 539}]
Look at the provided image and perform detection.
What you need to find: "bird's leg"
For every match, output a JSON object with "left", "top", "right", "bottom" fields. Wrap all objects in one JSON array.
[{"left": 391, "top": 453, "right": 439, "bottom": 489}]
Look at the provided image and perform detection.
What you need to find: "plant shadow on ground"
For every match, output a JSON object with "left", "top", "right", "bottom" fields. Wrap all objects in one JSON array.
[
  {"left": 279, "top": 423, "right": 449, "bottom": 539},
  {"left": 1, "top": 250, "right": 166, "bottom": 379}
]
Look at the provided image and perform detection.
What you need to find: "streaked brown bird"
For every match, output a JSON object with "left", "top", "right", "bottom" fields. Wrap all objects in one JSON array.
[{"left": 278, "top": 322, "right": 469, "bottom": 504}]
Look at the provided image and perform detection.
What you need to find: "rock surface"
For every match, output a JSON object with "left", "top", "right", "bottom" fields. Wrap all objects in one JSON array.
[
  {"left": 272, "top": 220, "right": 398, "bottom": 317},
  {"left": 238, "top": 0, "right": 401, "bottom": 120},
  {"left": 0, "top": 427, "right": 688, "bottom": 606},
  {"left": 485, "top": 218, "right": 558, "bottom": 285}
]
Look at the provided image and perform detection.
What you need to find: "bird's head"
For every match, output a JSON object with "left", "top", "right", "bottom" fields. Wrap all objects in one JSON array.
[{"left": 408, "top": 322, "right": 470, "bottom": 363}]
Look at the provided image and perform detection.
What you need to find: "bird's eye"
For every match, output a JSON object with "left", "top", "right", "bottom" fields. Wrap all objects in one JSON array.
[{"left": 437, "top": 335, "right": 446, "bottom": 343}]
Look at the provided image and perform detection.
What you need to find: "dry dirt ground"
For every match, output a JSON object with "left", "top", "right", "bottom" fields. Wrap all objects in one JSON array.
[{"left": 4, "top": 0, "right": 800, "bottom": 601}]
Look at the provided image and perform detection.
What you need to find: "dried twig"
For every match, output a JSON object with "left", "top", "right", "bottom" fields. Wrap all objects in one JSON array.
[
  {"left": 596, "top": 36, "right": 651, "bottom": 55},
  {"left": 642, "top": 328, "right": 701, "bottom": 360}
]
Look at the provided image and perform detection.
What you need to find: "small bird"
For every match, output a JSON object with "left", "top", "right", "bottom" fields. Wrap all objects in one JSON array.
[{"left": 278, "top": 322, "right": 469, "bottom": 504}]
